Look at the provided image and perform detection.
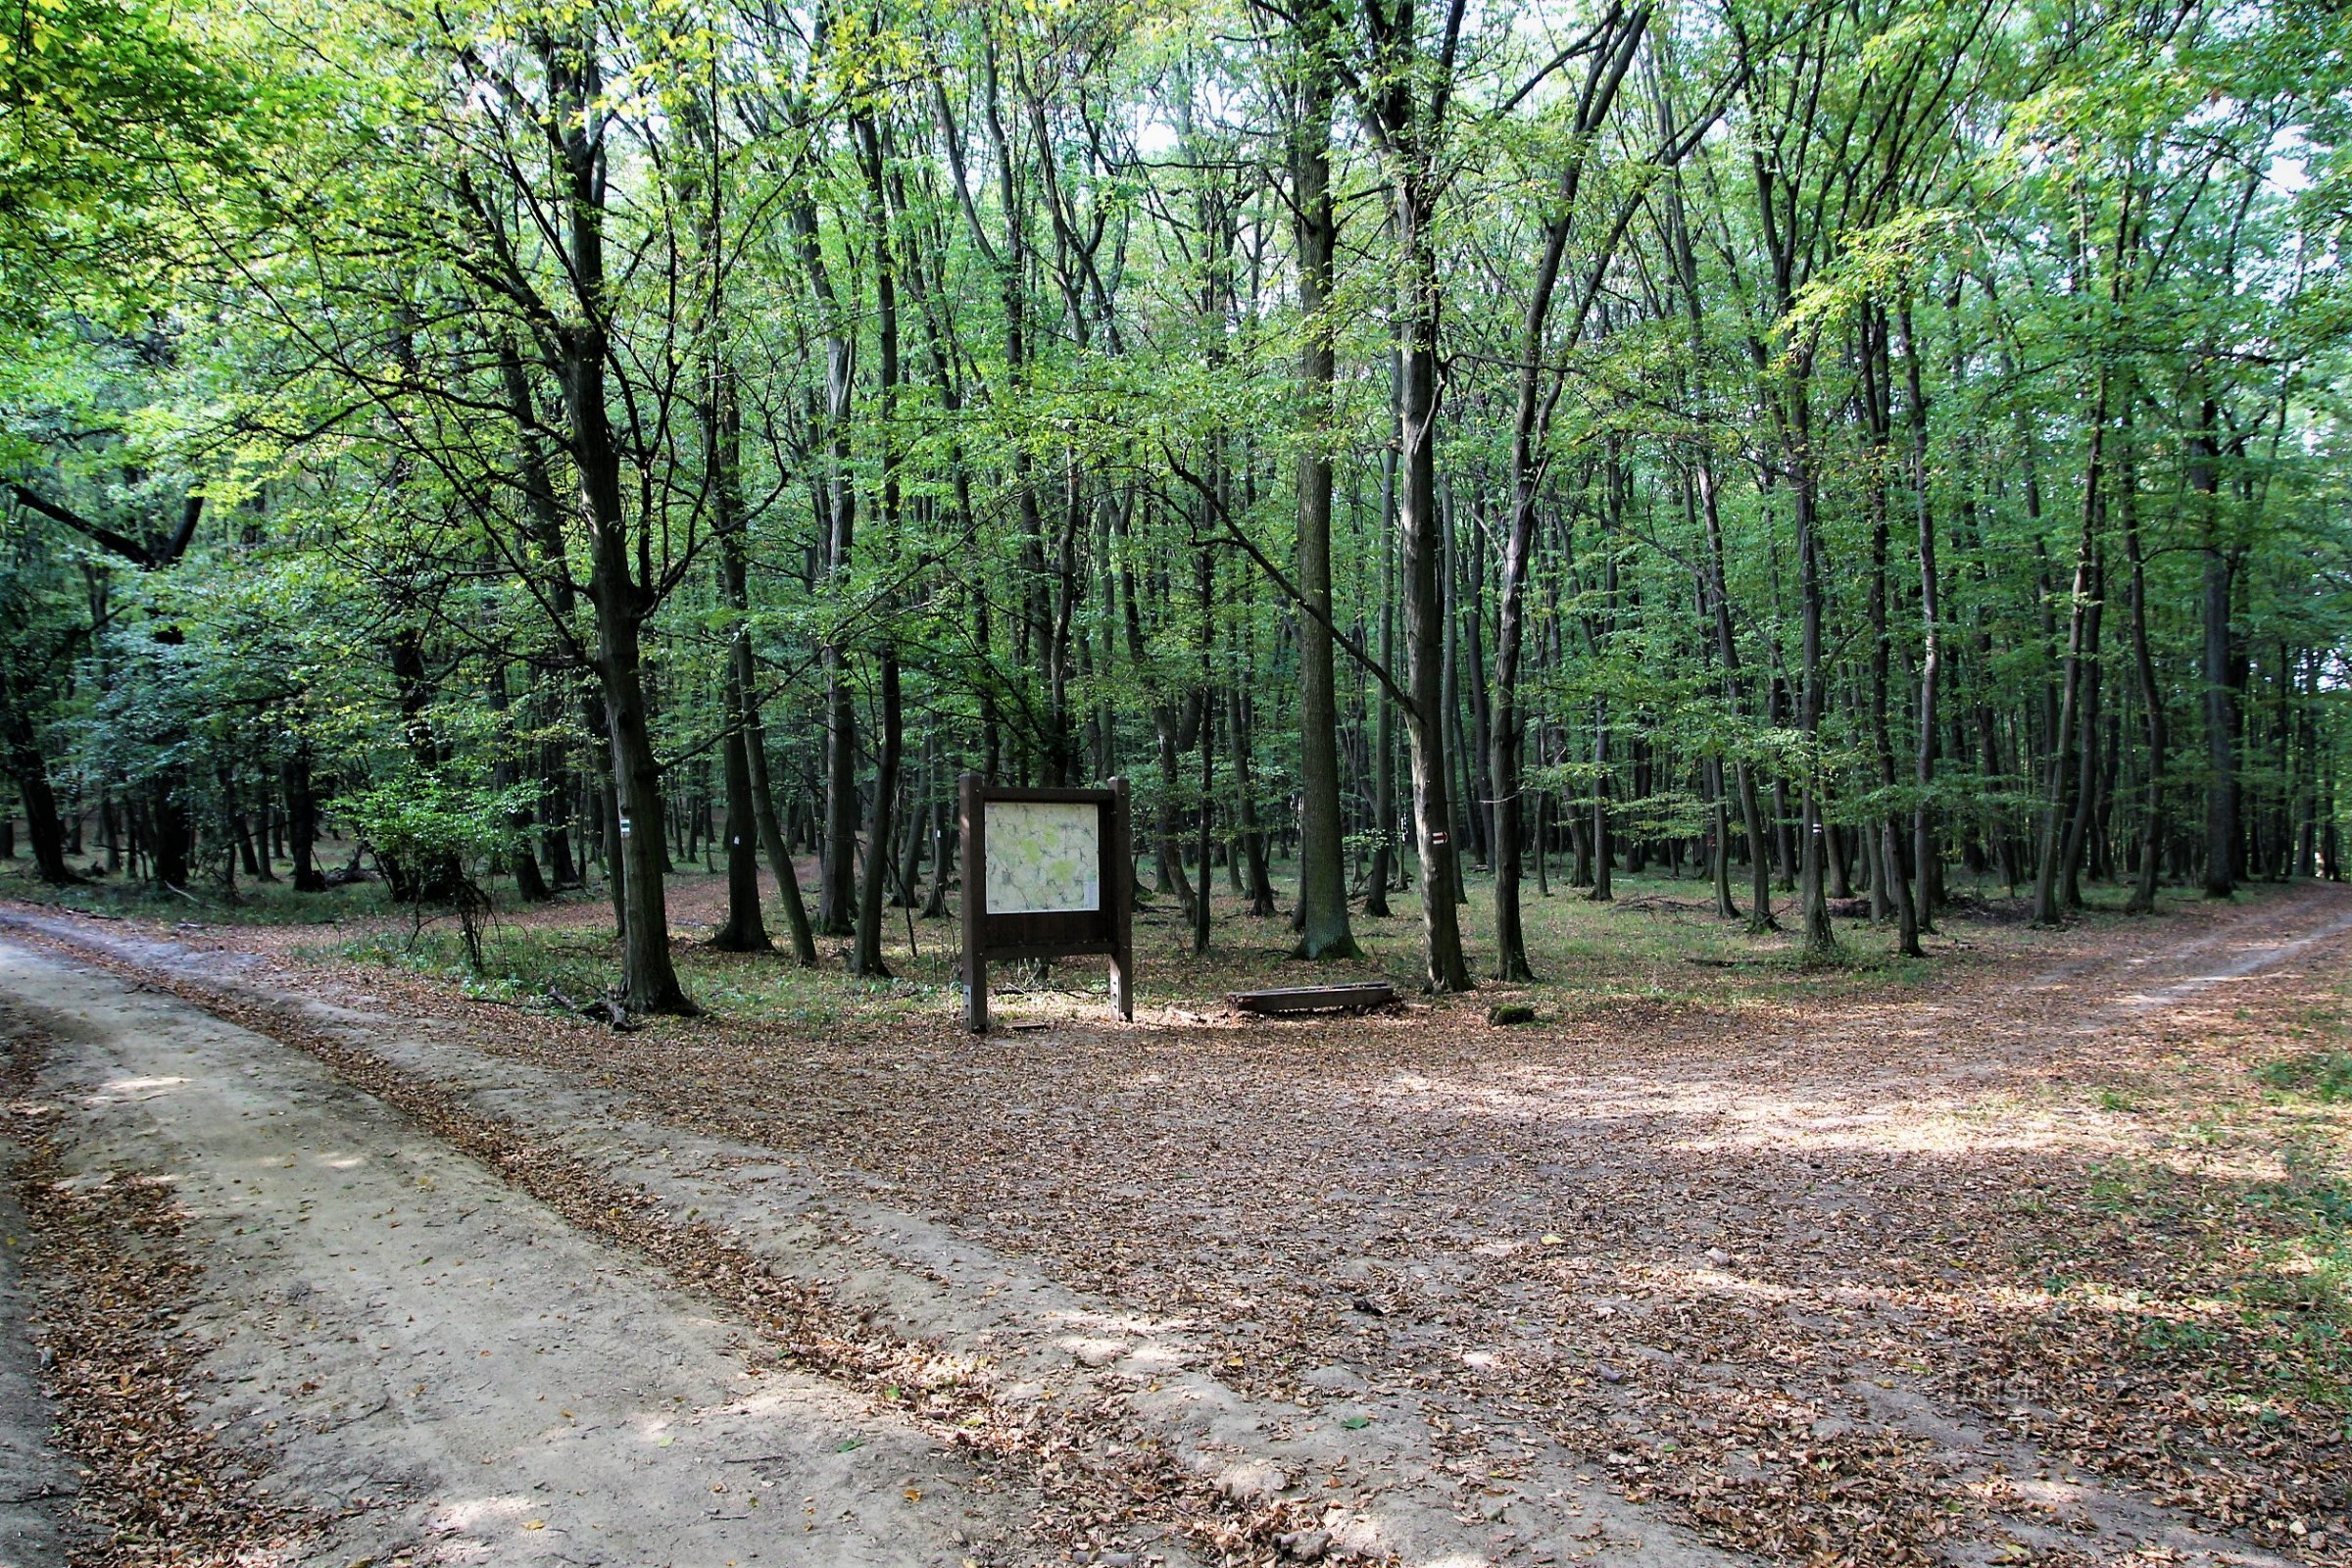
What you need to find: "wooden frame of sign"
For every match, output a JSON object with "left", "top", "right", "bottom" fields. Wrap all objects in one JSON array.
[{"left": 958, "top": 773, "right": 1134, "bottom": 1033}]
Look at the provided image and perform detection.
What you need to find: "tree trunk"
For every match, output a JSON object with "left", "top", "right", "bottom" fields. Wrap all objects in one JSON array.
[
  {"left": 1788, "top": 366, "right": 1837, "bottom": 956},
  {"left": 851, "top": 651, "right": 902, "bottom": 977},
  {"left": 1395, "top": 180, "right": 1474, "bottom": 992},
  {"left": 540, "top": 32, "right": 693, "bottom": 1014},
  {"left": 1899, "top": 297, "right": 1942, "bottom": 931},
  {"left": 1366, "top": 377, "right": 1399, "bottom": 918},
  {"left": 1862, "top": 310, "right": 1919, "bottom": 956},
  {"left": 1289, "top": 11, "right": 1358, "bottom": 958},
  {"left": 2193, "top": 399, "right": 2235, "bottom": 898},
  {"left": 586, "top": 557, "right": 694, "bottom": 1013},
  {"left": 0, "top": 687, "right": 74, "bottom": 884},
  {"left": 1229, "top": 689, "right": 1276, "bottom": 916},
  {"left": 2123, "top": 499, "right": 2166, "bottom": 909},
  {"left": 2060, "top": 551, "right": 2105, "bottom": 908},
  {"left": 1709, "top": 760, "right": 1737, "bottom": 919},
  {"left": 284, "top": 752, "right": 324, "bottom": 892},
  {"left": 1587, "top": 696, "right": 1613, "bottom": 903},
  {"left": 152, "top": 781, "right": 189, "bottom": 890},
  {"left": 2033, "top": 377, "right": 2106, "bottom": 928},
  {"left": 705, "top": 405, "right": 766, "bottom": 951},
  {"left": 744, "top": 705, "right": 817, "bottom": 963}
]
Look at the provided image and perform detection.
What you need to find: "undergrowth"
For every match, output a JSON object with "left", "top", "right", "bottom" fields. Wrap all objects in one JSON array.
[{"left": 2259, "top": 1050, "right": 2352, "bottom": 1102}]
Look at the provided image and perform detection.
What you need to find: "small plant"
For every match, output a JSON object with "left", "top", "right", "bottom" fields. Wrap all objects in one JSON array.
[
  {"left": 2133, "top": 1314, "right": 2222, "bottom": 1359},
  {"left": 344, "top": 768, "right": 533, "bottom": 972}
]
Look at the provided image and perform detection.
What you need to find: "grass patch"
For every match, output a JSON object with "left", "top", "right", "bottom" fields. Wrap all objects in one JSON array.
[
  {"left": 2, "top": 859, "right": 401, "bottom": 926},
  {"left": 2092, "top": 1152, "right": 2352, "bottom": 1407},
  {"left": 332, "top": 924, "right": 619, "bottom": 1006},
  {"left": 329, "top": 918, "right": 955, "bottom": 1030},
  {"left": 2258, "top": 1051, "right": 2352, "bottom": 1102},
  {"left": 2229, "top": 1150, "right": 2352, "bottom": 1403},
  {"left": 290, "top": 861, "right": 2083, "bottom": 1029}
]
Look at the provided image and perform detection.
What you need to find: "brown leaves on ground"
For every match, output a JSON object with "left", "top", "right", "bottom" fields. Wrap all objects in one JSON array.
[
  {"left": 1, "top": 1026, "right": 316, "bottom": 1567},
  {"left": 16, "top": 882, "right": 2352, "bottom": 1566},
  {"left": 1, "top": 929, "right": 1341, "bottom": 1568}
]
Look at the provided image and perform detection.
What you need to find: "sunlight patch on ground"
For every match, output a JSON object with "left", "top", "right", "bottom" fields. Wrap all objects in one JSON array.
[
  {"left": 423, "top": 1492, "right": 538, "bottom": 1533},
  {"left": 97, "top": 1074, "right": 188, "bottom": 1094}
]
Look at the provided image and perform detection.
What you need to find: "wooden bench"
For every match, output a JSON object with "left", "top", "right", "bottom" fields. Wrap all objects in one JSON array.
[{"left": 1227, "top": 982, "right": 1396, "bottom": 1016}]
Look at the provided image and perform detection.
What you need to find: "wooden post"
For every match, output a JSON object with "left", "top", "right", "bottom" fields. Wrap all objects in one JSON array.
[
  {"left": 1108, "top": 776, "right": 1134, "bottom": 1021},
  {"left": 960, "top": 770, "right": 988, "bottom": 1032}
]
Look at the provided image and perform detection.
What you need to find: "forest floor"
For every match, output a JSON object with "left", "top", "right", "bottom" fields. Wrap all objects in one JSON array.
[{"left": 0, "top": 858, "right": 2348, "bottom": 1568}]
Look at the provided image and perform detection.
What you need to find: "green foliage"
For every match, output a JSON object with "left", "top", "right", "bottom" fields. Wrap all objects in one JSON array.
[
  {"left": 0, "top": 0, "right": 2345, "bottom": 983},
  {"left": 2259, "top": 1053, "right": 2352, "bottom": 1103},
  {"left": 344, "top": 769, "right": 529, "bottom": 885}
]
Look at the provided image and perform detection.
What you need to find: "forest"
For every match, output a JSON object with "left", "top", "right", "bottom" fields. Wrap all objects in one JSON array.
[{"left": 5, "top": 0, "right": 2351, "bottom": 1013}]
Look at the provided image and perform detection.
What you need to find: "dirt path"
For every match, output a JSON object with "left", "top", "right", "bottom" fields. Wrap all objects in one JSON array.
[
  {"left": 0, "top": 887, "right": 2346, "bottom": 1567},
  {"left": 0, "top": 939, "right": 1041, "bottom": 1567},
  {"left": 0, "top": 1150, "right": 88, "bottom": 1568}
]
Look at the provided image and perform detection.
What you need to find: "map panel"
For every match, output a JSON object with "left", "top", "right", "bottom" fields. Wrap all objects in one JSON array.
[{"left": 984, "top": 801, "right": 1102, "bottom": 914}]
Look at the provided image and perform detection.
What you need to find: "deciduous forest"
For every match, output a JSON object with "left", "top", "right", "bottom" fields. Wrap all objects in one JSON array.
[
  {"left": 13, "top": 3, "right": 2352, "bottom": 1562},
  {"left": 5, "top": 0, "right": 2349, "bottom": 1008}
]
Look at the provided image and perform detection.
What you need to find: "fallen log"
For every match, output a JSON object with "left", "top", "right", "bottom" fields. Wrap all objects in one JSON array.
[{"left": 1227, "top": 982, "right": 1396, "bottom": 1016}]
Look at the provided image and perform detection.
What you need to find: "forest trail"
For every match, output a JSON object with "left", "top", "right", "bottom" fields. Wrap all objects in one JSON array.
[
  {"left": 0, "top": 938, "right": 1045, "bottom": 1568},
  {"left": 0, "top": 886, "right": 2345, "bottom": 1567}
]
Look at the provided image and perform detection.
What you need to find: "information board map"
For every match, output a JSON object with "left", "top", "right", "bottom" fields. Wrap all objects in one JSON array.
[{"left": 983, "top": 800, "right": 1102, "bottom": 914}]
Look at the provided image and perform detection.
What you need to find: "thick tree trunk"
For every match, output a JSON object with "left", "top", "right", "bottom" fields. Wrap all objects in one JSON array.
[
  {"left": 540, "top": 31, "right": 692, "bottom": 1014},
  {"left": 1396, "top": 184, "right": 1473, "bottom": 993},
  {"left": 585, "top": 537, "right": 693, "bottom": 1012},
  {"left": 152, "top": 783, "right": 189, "bottom": 890},
  {"left": 1289, "top": 19, "right": 1358, "bottom": 958},
  {"left": 283, "top": 752, "right": 324, "bottom": 892},
  {"left": 0, "top": 690, "right": 74, "bottom": 884}
]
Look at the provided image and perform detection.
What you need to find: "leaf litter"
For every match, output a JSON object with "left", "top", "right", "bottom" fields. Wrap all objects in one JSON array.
[{"left": 4, "top": 885, "right": 2351, "bottom": 1566}]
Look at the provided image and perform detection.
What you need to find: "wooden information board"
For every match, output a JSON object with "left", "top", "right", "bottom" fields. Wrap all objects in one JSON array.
[{"left": 958, "top": 774, "right": 1133, "bottom": 1032}]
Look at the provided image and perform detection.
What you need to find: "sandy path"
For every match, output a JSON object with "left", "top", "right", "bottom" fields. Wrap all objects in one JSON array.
[{"left": 0, "top": 938, "right": 1036, "bottom": 1567}]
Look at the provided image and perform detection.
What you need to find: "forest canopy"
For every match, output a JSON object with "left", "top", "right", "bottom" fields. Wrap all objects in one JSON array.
[{"left": 3, "top": 0, "right": 2350, "bottom": 1011}]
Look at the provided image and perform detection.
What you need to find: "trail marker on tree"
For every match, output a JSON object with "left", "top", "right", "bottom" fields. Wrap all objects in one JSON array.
[{"left": 958, "top": 773, "right": 1134, "bottom": 1032}]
